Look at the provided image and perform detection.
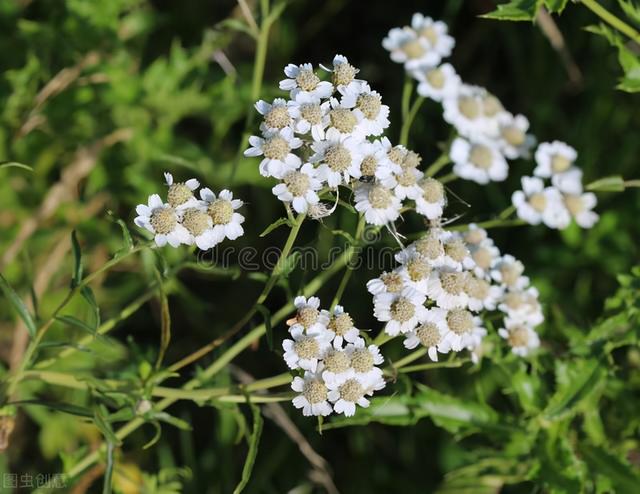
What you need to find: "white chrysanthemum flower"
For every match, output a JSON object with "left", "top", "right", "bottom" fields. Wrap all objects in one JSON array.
[
  {"left": 135, "top": 194, "right": 191, "bottom": 248},
  {"left": 279, "top": 63, "right": 333, "bottom": 99},
  {"left": 322, "top": 97, "right": 366, "bottom": 138},
  {"left": 163, "top": 173, "right": 200, "bottom": 209},
  {"left": 463, "top": 324, "right": 488, "bottom": 360},
  {"left": 450, "top": 137, "right": 508, "bottom": 184},
  {"left": 357, "top": 140, "right": 398, "bottom": 181},
  {"left": 463, "top": 224, "right": 488, "bottom": 247},
  {"left": 533, "top": 141, "right": 577, "bottom": 178},
  {"left": 397, "top": 253, "right": 432, "bottom": 295},
  {"left": 415, "top": 177, "right": 447, "bottom": 220},
  {"left": 322, "top": 55, "right": 361, "bottom": 92},
  {"left": 199, "top": 188, "right": 245, "bottom": 243},
  {"left": 399, "top": 230, "right": 446, "bottom": 267},
  {"left": 326, "top": 376, "right": 372, "bottom": 417},
  {"left": 255, "top": 98, "right": 294, "bottom": 133},
  {"left": 291, "top": 296, "right": 330, "bottom": 333},
  {"left": 512, "top": 177, "right": 571, "bottom": 229},
  {"left": 311, "top": 128, "right": 363, "bottom": 187},
  {"left": 291, "top": 371, "right": 333, "bottom": 417},
  {"left": 244, "top": 127, "right": 302, "bottom": 179},
  {"left": 287, "top": 92, "right": 330, "bottom": 141},
  {"left": 440, "top": 231, "right": 475, "bottom": 271},
  {"left": 354, "top": 182, "right": 402, "bottom": 226},
  {"left": 426, "top": 269, "right": 469, "bottom": 309},
  {"left": 469, "top": 240, "right": 500, "bottom": 280},
  {"left": 551, "top": 167, "right": 584, "bottom": 195},
  {"left": 382, "top": 27, "right": 433, "bottom": 70},
  {"left": 496, "top": 113, "right": 536, "bottom": 159},
  {"left": 411, "top": 13, "right": 455, "bottom": 63},
  {"left": 339, "top": 82, "right": 390, "bottom": 137},
  {"left": 179, "top": 206, "right": 217, "bottom": 250},
  {"left": 465, "top": 274, "right": 503, "bottom": 311},
  {"left": 381, "top": 165, "right": 424, "bottom": 200},
  {"left": 345, "top": 338, "right": 384, "bottom": 382},
  {"left": 403, "top": 307, "right": 450, "bottom": 361},
  {"left": 380, "top": 137, "right": 409, "bottom": 171},
  {"left": 442, "top": 85, "right": 487, "bottom": 137},
  {"left": 374, "top": 288, "right": 428, "bottom": 336},
  {"left": 320, "top": 348, "right": 355, "bottom": 387},
  {"left": 498, "top": 320, "right": 540, "bottom": 357},
  {"left": 366, "top": 270, "right": 406, "bottom": 296},
  {"left": 322, "top": 305, "right": 360, "bottom": 348},
  {"left": 413, "top": 63, "right": 461, "bottom": 102},
  {"left": 498, "top": 287, "right": 544, "bottom": 327},
  {"left": 282, "top": 325, "right": 332, "bottom": 372},
  {"left": 564, "top": 192, "right": 599, "bottom": 228},
  {"left": 491, "top": 255, "right": 529, "bottom": 291},
  {"left": 272, "top": 163, "right": 323, "bottom": 214},
  {"left": 441, "top": 308, "right": 484, "bottom": 352}
]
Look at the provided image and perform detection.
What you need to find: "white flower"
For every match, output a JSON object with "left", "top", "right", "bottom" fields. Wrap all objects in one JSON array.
[
  {"left": 491, "top": 255, "right": 529, "bottom": 291},
  {"left": 178, "top": 205, "right": 217, "bottom": 250},
  {"left": 380, "top": 137, "right": 409, "bottom": 170},
  {"left": 496, "top": 113, "right": 536, "bottom": 159},
  {"left": 291, "top": 296, "right": 330, "bottom": 333},
  {"left": 533, "top": 141, "right": 577, "bottom": 178},
  {"left": 163, "top": 172, "right": 200, "bottom": 209},
  {"left": 287, "top": 92, "right": 330, "bottom": 141},
  {"left": 255, "top": 98, "right": 294, "bottom": 132},
  {"left": 400, "top": 231, "right": 446, "bottom": 267},
  {"left": 411, "top": 13, "right": 455, "bottom": 63},
  {"left": 345, "top": 338, "right": 384, "bottom": 382},
  {"left": 244, "top": 127, "right": 302, "bottom": 179},
  {"left": 465, "top": 274, "right": 503, "bottom": 312},
  {"left": 397, "top": 253, "right": 432, "bottom": 295},
  {"left": 279, "top": 63, "right": 333, "bottom": 99},
  {"left": 282, "top": 325, "right": 332, "bottom": 372},
  {"left": 403, "top": 308, "right": 450, "bottom": 361},
  {"left": 356, "top": 140, "right": 399, "bottom": 181},
  {"left": 322, "top": 55, "right": 360, "bottom": 92},
  {"left": 498, "top": 287, "right": 544, "bottom": 327},
  {"left": 426, "top": 269, "right": 469, "bottom": 309},
  {"left": 291, "top": 371, "right": 333, "bottom": 417},
  {"left": 326, "top": 374, "right": 382, "bottom": 417},
  {"left": 354, "top": 182, "right": 402, "bottom": 226},
  {"left": 440, "top": 231, "right": 475, "bottom": 271},
  {"left": 551, "top": 167, "right": 584, "bottom": 195},
  {"left": 199, "top": 188, "right": 245, "bottom": 243},
  {"left": 450, "top": 137, "right": 508, "bottom": 184},
  {"left": 374, "top": 288, "right": 427, "bottom": 336},
  {"left": 311, "top": 128, "right": 363, "bottom": 187},
  {"left": 382, "top": 27, "right": 433, "bottom": 70},
  {"left": 339, "top": 82, "right": 390, "bottom": 136},
  {"left": 468, "top": 240, "right": 501, "bottom": 280},
  {"left": 441, "top": 308, "right": 484, "bottom": 352},
  {"left": 381, "top": 165, "right": 424, "bottom": 200},
  {"left": 134, "top": 194, "right": 191, "bottom": 248},
  {"left": 463, "top": 223, "right": 488, "bottom": 247},
  {"left": 511, "top": 177, "right": 570, "bottom": 229},
  {"left": 498, "top": 320, "right": 540, "bottom": 357},
  {"left": 413, "top": 63, "right": 460, "bottom": 102},
  {"left": 322, "top": 305, "right": 360, "bottom": 348},
  {"left": 272, "top": 163, "right": 323, "bottom": 214},
  {"left": 415, "top": 177, "right": 447, "bottom": 220},
  {"left": 320, "top": 348, "right": 355, "bottom": 387},
  {"left": 442, "top": 85, "right": 488, "bottom": 138},
  {"left": 564, "top": 192, "right": 599, "bottom": 228},
  {"left": 366, "top": 270, "right": 406, "bottom": 296}
]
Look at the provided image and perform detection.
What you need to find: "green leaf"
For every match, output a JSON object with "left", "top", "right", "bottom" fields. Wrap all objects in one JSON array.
[
  {"left": 255, "top": 304, "right": 273, "bottom": 350},
  {"left": 581, "top": 444, "right": 640, "bottom": 493},
  {"left": 273, "top": 250, "right": 300, "bottom": 278},
  {"left": 586, "top": 175, "right": 626, "bottom": 192},
  {"left": 55, "top": 315, "right": 96, "bottom": 336},
  {"left": 70, "top": 230, "right": 83, "bottom": 288},
  {"left": 102, "top": 441, "right": 115, "bottom": 494},
  {"left": 0, "top": 161, "right": 33, "bottom": 171},
  {"left": 618, "top": 0, "right": 640, "bottom": 26},
  {"left": 232, "top": 403, "right": 263, "bottom": 494},
  {"left": 11, "top": 399, "right": 93, "bottom": 417},
  {"left": 543, "top": 0, "right": 569, "bottom": 13},
  {"left": 81, "top": 286, "right": 101, "bottom": 332},
  {"left": 93, "top": 406, "right": 122, "bottom": 446},
  {"left": 152, "top": 411, "right": 192, "bottom": 431},
  {"left": 259, "top": 217, "right": 293, "bottom": 237},
  {"left": 155, "top": 284, "right": 171, "bottom": 369},
  {"left": 481, "top": 0, "right": 542, "bottom": 21},
  {"left": 108, "top": 212, "right": 133, "bottom": 252},
  {"left": 0, "top": 273, "right": 37, "bottom": 337}
]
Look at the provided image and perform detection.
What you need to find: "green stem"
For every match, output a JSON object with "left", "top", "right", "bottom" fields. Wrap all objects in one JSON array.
[
  {"left": 580, "top": 0, "right": 640, "bottom": 44},
  {"left": 498, "top": 205, "right": 516, "bottom": 220},
  {"left": 396, "top": 359, "right": 468, "bottom": 374},
  {"left": 439, "top": 172, "right": 457, "bottom": 184},
  {"left": 399, "top": 95, "right": 425, "bottom": 147},
  {"left": 330, "top": 215, "right": 366, "bottom": 309},
  {"left": 624, "top": 179, "right": 640, "bottom": 187},
  {"left": 448, "top": 218, "right": 527, "bottom": 232},
  {"left": 400, "top": 75, "right": 413, "bottom": 125},
  {"left": 425, "top": 153, "right": 451, "bottom": 177}
]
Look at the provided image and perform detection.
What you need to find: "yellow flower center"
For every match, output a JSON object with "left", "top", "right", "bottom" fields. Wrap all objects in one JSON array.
[
  {"left": 482, "top": 95, "right": 503, "bottom": 117},
  {"left": 440, "top": 272, "right": 466, "bottom": 295},
  {"left": 167, "top": 183, "right": 193, "bottom": 207},
  {"left": 296, "top": 69, "right": 321, "bottom": 92},
  {"left": 426, "top": 68, "right": 445, "bottom": 89},
  {"left": 264, "top": 105, "right": 291, "bottom": 129},
  {"left": 360, "top": 155, "right": 378, "bottom": 176},
  {"left": 182, "top": 208, "right": 210, "bottom": 236},
  {"left": 502, "top": 126, "right": 525, "bottom": 146},
  {"left": 390, "top": 297, "right": 415, "bottom": 323},
  {"left": 415, "top": 235, "right": 444, "bottom": 259},
  {"left": 551, "top": 154, "right": 572, "bottom": 173},
  {"left": 380, "top": 271, "right": 404, "bottom": 293},
  {"left": 458, "top": 96, "right": 480, "bottom": 120},
  {"left": 294, "top": 336, "right": 319, "bottom": 360},
  {"left": 472, "top": 247, "right": 493, "bottom": 270},
  {"left": 297, "top": 306, "right": 319, "bottom": 328},
  {"left": 262, "top": 136, "right": 290, "bottom": 160},
  {"left": 469, "top": 145, "right": 493, "bottom": 170},
  {"left": 401, "top": 38, "right": 426, "bottom": 59},
  {"left": 564, "top": 194, "right": 584, "bottom": 215},
  {"left": 329, "top": 108, "right": 357, "bottom": 134},
  {"left": 339, "top": 378, "right": 365, "bottom": 402},
  {"left": 368, "top": 185, "right": 392, "bottom": 209},
  {"left": 325, "top": 144, "right": 352, "bottom": 172},
  {"left": 416, "top": 322, "right": 441, "bottom": 347},
  {"left": 508, "top": 326, "right": 530, "bottom": 347},
  {"left": 300, "top": 103, "right": 322, "bottom": 124},
  {"left": 324, "top": 349, "right": 351, "bottom": 374},
  {"left": 529, "top": 193, "right": 547, "bottom": 212},
  {"left": 303, "top": 379, "right": 328, "bottom": 404},
  {"left": 333, "top": 62, "right": 357, "bottom": 86},
  {"left": 444, "top": 239, "right": 468, "bottom": 262},
  {"left": 356, "top": 93, "right": 382, "bottom": 120},
  {"left": 447, "top": 309, "right": 474, "bottom": 335},
  {"left": 284, "top": 171, "right": 311, "bottom": 197},
  {"left": 207, "top": 200, "right": 233, "bottom": 225},
  {"left": 150, "top": 207, "right": 177, "bottom": 234},
  {"left": 420, "top": 26, "right": 439, "bottom": 45},
  {"left": 407, "top": 258, "right": 431, "bottom": 282},
  {"left": 328, "top": 313, "right": 354, "bottom": 336},
  {"left": 351, "top": 349, "right": 374, "bottom": 373}
]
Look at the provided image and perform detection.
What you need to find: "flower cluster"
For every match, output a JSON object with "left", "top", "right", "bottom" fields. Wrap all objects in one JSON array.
[
  {"left": 512, "top": 141, "right": 599, "bottom": 229},
  {"left": 283, "top": 297, "right": 386, "bottom": 417},
  {"left": 244, "top": 55, "right": 446, "bottom": 225},
  {"left": 368, "top": 223, "right": 542, "bottom": 361},
  {"left": 134, "top": 173, "right": 245, "bottom": 249}
]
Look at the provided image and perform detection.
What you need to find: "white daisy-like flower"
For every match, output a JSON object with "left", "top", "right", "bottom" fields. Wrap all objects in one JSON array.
[
  {"left": 498, "top": 320, "right": 540, "bottom": 357},
  {"left": 287, "top": 92, "right": 330, "bottom": 141},
  {"left": 441, "top": 308, "right": 485, "bottom": 352},
  {"left": 511, "top": 177, "right": 571, "bottom": 229},
  {"left": 491, "top": 255, "right": 529, "bottom": 291},
  {"left": 134, "top": 194, "right": 191, "bottom": 248},
  {"left": 411, "top": 13, "right": 455, "bottom": 63},
  {"left": 468, "top": 240, "right": 501, "bottom": 280},
  {"left": 255, "top": 98, "right": 294, "bottom": 132},
  {"left": 382, "top": 27, "right": 432, "bottom": 70},
  {"left": 397, "top": 253, "right": 432, "bottom": 295},
  {"left": 320, "top": 347, "right": 355, "bottom": 387},
  {"left": 326, "top": 375, "right": 372, "bottom": 417},
  {"left": 345, "top": 338, "right": 384, "bottom": 382},
  {"left": 178, "top": 206, "right": 217, "bottom": 250},
  {"left": 498, "top": 288, "right": 544, "bottom": 327},
  {"left": 163, "top": 173, "right": 200, "bottom": 209},
  {"left": 400, "top": 230, "right": 446, "bottom": 267},
  {"left": 426, "top": 269, "right": 469, "bottom": 309},
  {"left": 442, "top": 85, "right": 487, "bottom": 138},
  {"left": 381, "top": 165, "right": 424, "bottom": 200},
  {"left": 463, "top": 324, "right": 488, "bottom": 359},
  {"left": 366, "top": 270, "right": 406, "bottom": 296},
  {"left": 450, "top": 136, "right": 508, "bottom": 184},
  {"left": 440, "top": 231, "right": 475, "bottom": 271},
  {"left": 415, "top": 177, "right": 447, "bottom": 220},
  {"left": 322, "top": 55, "right": 361, "bottom": 92},
  {"left": 290, "top": 296, "right": 330, "bottom": 333},
  {"left": 413, "top": 63, "right": 461, "bottom": 102},
  {"left": 279, "top": 63, "right": 333, "bottom": 99},
  {"left": 380, "top": 137, "right": 409, "bottom": 171},
  {"left": 244, "top": 127, "right": 302, "bottom": 179},
  {"left": 564, "top": 192, "right": 599, "bottom": 228},
  {"left": 282, "top": 325, "right": 332, "bottom": 372},
  {"left": 339, "top": 82, "right": 390, "bottom": 137},
  {"left": 354, "top": 182, "right": 402, "bottom": 226},
  {"left": 322, "top": 97, "right": 367, "bottom": 139},
  {"left": 272, "top": 163, "right": 323, "bottom": 214},
  {"left": 356, "top": 140, "right": 399, "bottom": 181},
  {"left": 199, "top": 188, "right": 245, "bottom": 243},
  {"left": 403, "top": 307, "right": 450, "bottom": 361},
  {"left": 374, "top": 288, "right": 428, "bottom": 336},
  {"left": 322, "top": 305, "right": 360, "bottom": 348},
  {"left": 465, "top": 274, "right": 503, "bottom": 311},
  {"left": 551, "top": 167, "right": 584, "bottom": 195},
  {"left": 291, "top": 371, "right": 333, "bottom": 417},
  {"left": 462, "top": 224, "right": 489, "bottom": 247},
  {"left": 311, "top": 128, "right": 363, "bottom": 187},
  {"left": 533, "top": 141, "right": 577, "bottom": 178},
  {"left": 496, "top": 113, "right": 536, "bottom": 160}
]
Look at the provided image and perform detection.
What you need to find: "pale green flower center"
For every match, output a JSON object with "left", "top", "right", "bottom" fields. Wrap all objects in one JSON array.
[
  {"left": 426, "top": 68, "right": 445, "bottom": 89},
  {"left": 447, "top": 308, "right": 473, "bottom": 335},
  {"left": 262, "top": 136, "right": 290, "bottom": 160},
  {"left": 167, "top": 183, "right": 193, "bottom": 207},
  {"left": 333, "top": 62, "right": 357, "bottom": 86},
  {"left": 294, "top": 336, "right": 319, "bottom": 360},
  {"left": 300, "top": 103, "right": 322, "bottom": 124},
  {"left": 339, "top": 378, "right": 365, "bottom": 402},
  {"left": 360, "top": 155, "right": 378, "bottom": 176},
  {"left": 458, "top": 96, "right": 480, "bottom": 120},
  {"left": 356, "top": 93, "right": 382, "bottom": 120},
  {"left": 325, "top": 144, "right": 352, "bottom": 172},
  {"left": 416, "top": 322, "right": 441, "bottom": 347},
  {"left": 329, "top": 108, "right": 357, "bottom": 134},
  {"left": 182, "top": 208, "right": 210, "bottom": 236},
  {"left": 551, "top": 154, "right": 572, "bottom": 173},
  {"left": 150, "top": 207, "right": 177, "bottom": 234},
  {"left": 368, "top": 185, "right": 392, "bottom": 209},
  {"left": 303, "top": 379, "right": 328, "bottom": 404},
  {"left": 328, "top": 313, "right": 353, "bottom": 336},
  {"left": 469, "top": 145, "right": 493, "bottom": 170},
  {"left": 351, "top": 349, "right": 374, "bottom": 373},
  {"left": 401, "top": 38, "right": 426, "bottom": 59},
  {"left": 441, "top": 272, "right": 466, "bottom": 295},
  {"left": 407, "top": 258, "right": 430, "bottom": 282},
  {"left": 421, "top": 178, "right": 444, "bottom": 203},
  {"left": 297, "top": 306, "right": 318, "bottom": 328},
  {"left": 416, "top": 235, "right": 444, "bottom": 259},
  {"left": 264, "top": 105, "right": 291, "bottom": 129},
  {"left": 324, "top": 349, "right": 351, "bottom": 374},
  {"left": 390, "top": 297, "right": 415, "bottom": 322},
  {"left": 529, "top": 193, "right": 547, "bottom": 212},
  {"left": 444, "top": 239, "right": 468, "bottom": 262},
  {"left": 482, "top": 95, "right": 503, "bottom": 117},
  {"left": 208, "top": 200, "right": 233, "bottom": 225},
  {"left": 502, "top": 126, "right": 525, "bottom": 146},
  {"left": 296, "top": 69, "right": 320, "bottom": 92},
  {"left": 284, "top": 171, "right": 310, "bottom": 197}
]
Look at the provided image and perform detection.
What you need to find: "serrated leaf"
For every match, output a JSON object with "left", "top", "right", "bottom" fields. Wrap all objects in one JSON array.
[
  {"left": 0, "top": 273, "right": 37, "bottom": 337},
  {"left": 618, "top": 0, "right": 640, "bottom": 25},
  {"left": 255, "top": 304, "right": 273, "bottom": 350},
  {"left": 543, "top": 0, "right": 569, "bottom": 13},
  {"left": 259, "top": 217, "right": 293, "bottom": 237},
  {"left": 481, "top": 0, "right": 542, "bottom": 21},
  {"left": 70, "top": 230, "right": 83, "bottom": 288},
  {"left": 232, "top": 403, "right": 263, "bottom": 494}
]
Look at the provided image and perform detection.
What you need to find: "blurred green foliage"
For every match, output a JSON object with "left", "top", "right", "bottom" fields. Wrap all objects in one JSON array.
[{"left": 1, "top": 0, "right": 639, "bottom": 493}]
